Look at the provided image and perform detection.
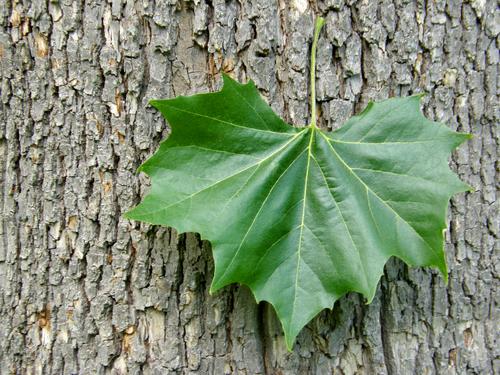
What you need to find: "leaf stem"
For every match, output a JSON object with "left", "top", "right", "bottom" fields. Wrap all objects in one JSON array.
[{"left": 309, "top": 16, "right": 325, "bottom": 128}]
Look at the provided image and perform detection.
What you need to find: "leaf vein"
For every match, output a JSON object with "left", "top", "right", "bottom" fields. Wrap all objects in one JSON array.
[
  {"left": 226, "top": 81, "right": 272, "bottom": 131},
  {"left": 351, "top": 167, "right": 438, "bottom": 184},
  {"left": 215, "top": 146, "right": 309, "bottom": 285},
  {"left": 132, "top": 132, "right": 304, "bottom": 218},
  {"left": 320, "top": 132, "right": 440, "bottom": 257},
  {"left": 310, "top": 154, "right": 370, "bottom": 293},
  {"left": 163, "top": 103, "right": 295, "bottom": 136},
  {"left": 290, "top": 128, "right": 316, "bottom": 329}
]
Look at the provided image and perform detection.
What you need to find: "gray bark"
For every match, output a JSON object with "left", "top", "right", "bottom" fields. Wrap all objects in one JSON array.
[{"left": 0, "top": 0, "right": 498, "bottom": 374}]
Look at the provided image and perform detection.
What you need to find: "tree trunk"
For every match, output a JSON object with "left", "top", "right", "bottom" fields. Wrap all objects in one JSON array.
[{"left": 0, "top": 0, "right": 497, "bottom": 374}]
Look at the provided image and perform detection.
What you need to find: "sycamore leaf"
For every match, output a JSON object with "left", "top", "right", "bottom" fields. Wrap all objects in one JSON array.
[{"left": 125, "top": 74, "right": 470, "bottom": 350}]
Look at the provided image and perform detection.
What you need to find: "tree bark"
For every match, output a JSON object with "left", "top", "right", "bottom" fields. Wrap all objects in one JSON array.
[{"left": 0, "top": 0, "right": 497, "bottom": 374}]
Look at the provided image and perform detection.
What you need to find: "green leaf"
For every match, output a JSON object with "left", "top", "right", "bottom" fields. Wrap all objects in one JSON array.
[{"left": 125, "top": 74, "right": 470, "bottom": 350}]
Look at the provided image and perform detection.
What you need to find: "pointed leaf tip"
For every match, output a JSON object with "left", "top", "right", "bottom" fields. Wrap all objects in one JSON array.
[{"left": 149, "top": 99, "right": 161, "bottom": 108}]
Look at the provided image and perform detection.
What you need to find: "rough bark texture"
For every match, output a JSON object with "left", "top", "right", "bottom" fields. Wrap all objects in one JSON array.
[{"left": 0, "top": 0, "right": 498, "bottom": 374}]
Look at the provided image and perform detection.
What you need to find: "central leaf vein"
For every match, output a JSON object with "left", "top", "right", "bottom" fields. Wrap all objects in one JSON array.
[
  {"left": 310, "top": 153, "right": 370, "bottom": 293},
  {"left": 215, "top": 140, "right": 309, "bottom": 284},
  {"left": 290, "top": 128, "right": 316, "bottom": 327}
]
